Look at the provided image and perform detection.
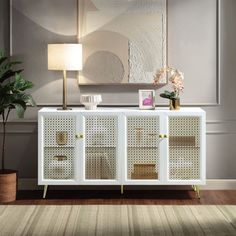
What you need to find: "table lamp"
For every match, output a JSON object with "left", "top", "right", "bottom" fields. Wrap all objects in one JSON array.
[{"left": 48, "top": 44, "right": 82, "bottom": 110}]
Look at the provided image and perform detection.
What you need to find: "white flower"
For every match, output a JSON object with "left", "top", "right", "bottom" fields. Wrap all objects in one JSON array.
[{"left": 153, "top": 67, "right": 184, "bottom": 98}]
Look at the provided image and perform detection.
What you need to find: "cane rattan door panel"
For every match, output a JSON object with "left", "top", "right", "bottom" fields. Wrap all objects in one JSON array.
[
  {"left": 168, "top": 116, "right": 201, "bottom": 180},
  {"left": 43, "top": 116, "right": 76, "bottom": 180},
  {"left": 85, "top": 116, "right": 118, "bottom": 180},
  {"left": 127, "top": 116, "right": 160, "bottom": 180}
]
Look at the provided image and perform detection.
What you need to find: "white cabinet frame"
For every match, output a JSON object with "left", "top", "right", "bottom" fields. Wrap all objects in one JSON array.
[{"left": 38, "top": 108, "right": 206, "bottom": 189}]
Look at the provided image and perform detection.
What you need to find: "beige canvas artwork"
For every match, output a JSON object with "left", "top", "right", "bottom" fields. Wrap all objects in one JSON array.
[{"left": 78, "top": 0, "right": 167, "bottom": 84}]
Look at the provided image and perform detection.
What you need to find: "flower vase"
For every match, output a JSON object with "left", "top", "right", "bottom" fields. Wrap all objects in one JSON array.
[{"left": 169, "top": 98, "right": 180, "bottom": 110}]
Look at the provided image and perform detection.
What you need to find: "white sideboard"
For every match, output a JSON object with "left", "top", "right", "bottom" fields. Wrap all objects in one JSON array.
[{"left": 38, "top": 107, "right": 206, "bottom": 198}]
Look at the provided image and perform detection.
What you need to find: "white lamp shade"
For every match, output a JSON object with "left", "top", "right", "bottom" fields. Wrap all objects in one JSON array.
[{"left": 48, "top": 44, "right": 82, "bottom": 71}]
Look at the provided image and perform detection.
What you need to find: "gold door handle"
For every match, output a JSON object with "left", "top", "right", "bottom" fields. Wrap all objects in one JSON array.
[
  {"left": 164, "top": 134, "right": 168, "bottom": 138},
  {"left": 159, "top": 134, "right": 164, "bottom": 138},
  {"left": 75, "top": 134, "right": 84, "bottom": 139}
]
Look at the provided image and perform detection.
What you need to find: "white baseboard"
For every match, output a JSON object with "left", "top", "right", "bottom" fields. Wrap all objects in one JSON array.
[
  {"left": 201, "top": 179, "right": 236, "bottom": 190},
  {"left": 18, "top": 179, "right": 236, "bottom": 190}
]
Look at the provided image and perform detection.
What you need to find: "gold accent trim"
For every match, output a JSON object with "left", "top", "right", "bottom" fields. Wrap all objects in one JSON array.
[
  {"left": 75, "top": 134, "right": 84, "bottom": 139},
  {"left": 196, "top": 185, "right": 200, "bottom": 199},
  {"left": 62, "top": 70, "right": 67, "bottom": 110},
  {"left": 43, "top": 185, "right": 48, "bottom": 199},
  {"left": 192, "top": 185, "right": 201, "bottom": 199},
  {"left": 169, "top": 99, "right": 180, "bottom": 110},
  {"left": 56, "top": 131, "right": 68, "bottom": 145},
  {"left": 121, "top": 185, "right": 124, "bottom": 195}
]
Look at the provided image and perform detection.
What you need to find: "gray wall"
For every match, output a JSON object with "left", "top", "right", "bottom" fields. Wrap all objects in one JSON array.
[
  {"left": 0, "top": 0, "right": 10, "bottom": 54},
  {"left": 1, "top": 0, "right": 236, "bottom": 180}
]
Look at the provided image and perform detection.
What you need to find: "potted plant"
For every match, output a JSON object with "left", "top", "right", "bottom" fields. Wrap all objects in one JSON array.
[
  {"left": 0, "top": 52, "right": 36, "bottom": 203},
  {"left": 154, "top": 67, "right": 184, "bottom": 110}
]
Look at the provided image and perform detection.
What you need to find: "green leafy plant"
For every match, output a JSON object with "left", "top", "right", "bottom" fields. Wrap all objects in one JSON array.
[
  {"left": 0, "top": 52, "right": 36, "bottom": 170},
  {"left": 160, "top": 90, "right": 179, "bottom": 100}
]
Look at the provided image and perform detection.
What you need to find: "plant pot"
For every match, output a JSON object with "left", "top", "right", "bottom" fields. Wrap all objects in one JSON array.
[
  {"left": 0, "top": 170, "right": 17, "bottom": 203},
  {"left": 169, "top": 98, "right": 180, "bottom": 110}
]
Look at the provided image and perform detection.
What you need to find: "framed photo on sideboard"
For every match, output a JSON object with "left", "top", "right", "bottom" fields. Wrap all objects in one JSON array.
[{"left": 139, "top": 90, "right": 155, "bottom": 110}]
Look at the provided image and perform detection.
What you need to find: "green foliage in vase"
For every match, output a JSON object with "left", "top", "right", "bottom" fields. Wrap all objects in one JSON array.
[
  {"left": 0, "top": 51, "right": 36, "bottom": 170},
  {"left": 160, "top": 91, "right": 179, "bottom": 100}
]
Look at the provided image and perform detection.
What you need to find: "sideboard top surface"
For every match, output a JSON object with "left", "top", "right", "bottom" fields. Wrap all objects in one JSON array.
[{"left": 39, "top": 107, "right": 205, "bottom": 114}]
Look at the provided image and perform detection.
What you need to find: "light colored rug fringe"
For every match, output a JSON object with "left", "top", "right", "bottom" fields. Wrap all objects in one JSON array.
[{"left": 0, "top": 205, "right": 235, "bottom": 236}]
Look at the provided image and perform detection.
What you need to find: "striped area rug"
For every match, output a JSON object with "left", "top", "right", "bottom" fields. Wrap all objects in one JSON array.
[{"left": 0, "top": 205, "right": 235, "bottom": 236}]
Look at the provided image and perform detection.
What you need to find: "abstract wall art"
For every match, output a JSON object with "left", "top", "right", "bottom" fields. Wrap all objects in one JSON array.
[{"left": 78, "top": 0, "right": 167, "bottom": 84}]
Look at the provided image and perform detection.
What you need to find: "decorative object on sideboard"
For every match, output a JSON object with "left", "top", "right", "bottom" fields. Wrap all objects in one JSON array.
[
  {"left": 0, "top": 52, "right": 36, "bottom": 203},
  {"left": 48, "top": 156, "right": 72, "bottom": 179},
  {"left": 131, "top": 164, "right": 158, "bottom": 180},
  {"left": 80, "top": 94, "right": 102, "bottom": 110},
  {"left": 169, "top": 98, "right": 180, "bottom": 111},
  {"left": 48, "top": 44, "right": 83, "bottom": 110},
  {"left": 153, "top": 67, "right": 184, "bottom": 110},
  {"left": 56, "top": 131, "right": 68, "bottom": 145},
  {"left": 138, "top": 90, "right": 155, "bottom": 110}
]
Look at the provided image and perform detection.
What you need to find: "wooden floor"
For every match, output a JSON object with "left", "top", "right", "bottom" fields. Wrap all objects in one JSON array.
[{"left": 3, "top": 190, "right": 236, "bottom": 205}]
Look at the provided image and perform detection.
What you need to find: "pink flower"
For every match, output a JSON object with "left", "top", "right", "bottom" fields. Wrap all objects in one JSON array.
[{"left": 143, "top": 97, "right": 153, "bottom": 105}]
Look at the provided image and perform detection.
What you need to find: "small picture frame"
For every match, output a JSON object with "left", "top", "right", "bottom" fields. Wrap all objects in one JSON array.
[{"left": 139, "top": 90, "right": 155, "bottom": 110}]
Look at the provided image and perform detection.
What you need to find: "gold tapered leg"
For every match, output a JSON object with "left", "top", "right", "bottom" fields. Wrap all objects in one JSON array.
[
  {"left": 43, "top": 185, "right": 48, "bottom": 199},
  {"left": 192, "top": 185, "right": 200, "bottom": 199},
  {"left": 192, "top": 185, "right": 196, "bottom": 192},
  {"left": 121, "top": 185, "right": 124, "bottom": 195},
  {"left": 195, "top": 185, "right": 200, "bottom": 199}
]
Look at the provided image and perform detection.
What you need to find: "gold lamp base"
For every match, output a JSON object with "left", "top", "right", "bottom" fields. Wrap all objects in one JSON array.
[{"left": 57, "top": 70, "right": 72, "bottom": 110}]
